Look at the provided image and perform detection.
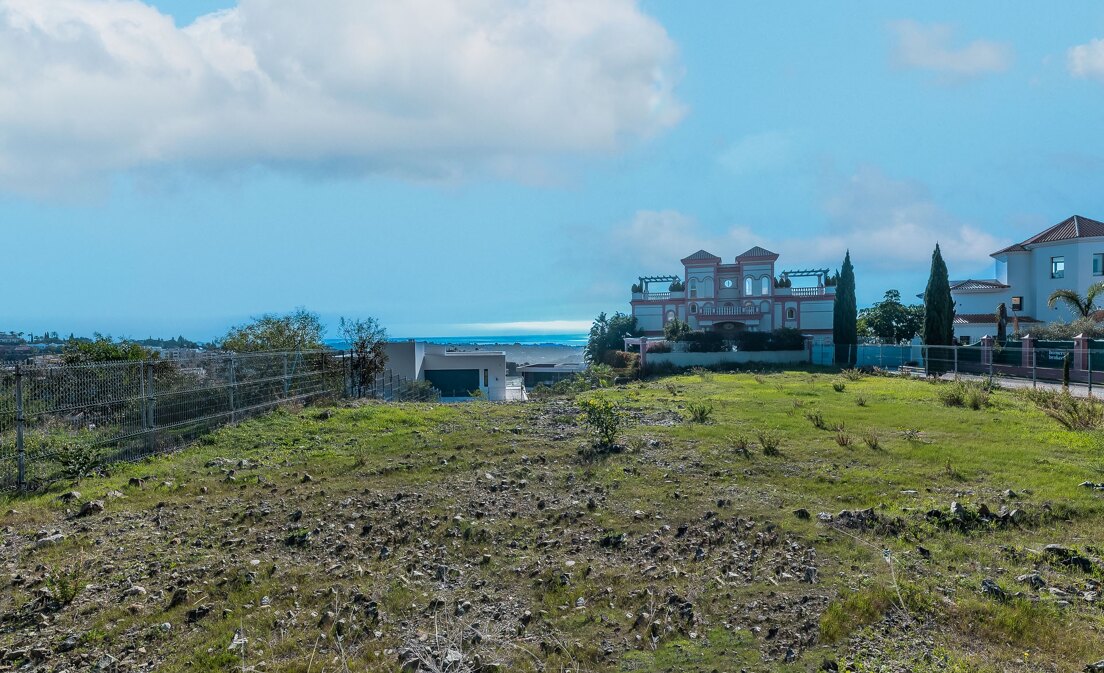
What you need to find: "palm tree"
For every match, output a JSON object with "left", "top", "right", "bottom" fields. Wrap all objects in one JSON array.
[{"left": 1047, "top": 281, "right": 1104, "bottom": 318}]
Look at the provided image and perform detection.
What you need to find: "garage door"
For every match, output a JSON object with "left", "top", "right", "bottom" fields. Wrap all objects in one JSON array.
[{"left": 424, "top": 369, "right": 480, "bottom": 397}]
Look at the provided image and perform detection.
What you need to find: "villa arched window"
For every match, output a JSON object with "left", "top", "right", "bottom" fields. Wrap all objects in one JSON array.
[
  {"left": 666, "top": 310, "right": 676, "bottom": 322},
  {"left": 786, "top": 307, "right": 796, "bottom": 320},
  {"left": 744, "top": 277, "right": 753, "bottom": 295},
  {"left": 688, "top": 280, "right": 697, "bottom": 298},
  {"left": 690, "top": 303, "right": 697, "bottom": 314},
  {"left": 761, "top": 277, "right": 770, "bottom": 295}
]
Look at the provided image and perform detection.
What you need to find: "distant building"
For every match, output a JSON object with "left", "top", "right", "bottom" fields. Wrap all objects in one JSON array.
[
  {"left": 518, "top": 363, "right": 587, "bottom": 387},
  {"left": 936, "top": 215, "right": 1103, "bottom": 343},
  {"left": 383, "top": 341, "right": 517, "bottom": 401},
  {"left": 630, "top": 247, "right": 837, "bottom": 340}
]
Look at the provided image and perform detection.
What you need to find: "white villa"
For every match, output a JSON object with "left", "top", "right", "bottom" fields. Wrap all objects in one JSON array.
[
  {"left": 383, "top": 341, "right": 519, "bottom": 401},
  {"left": 944, "top": 214, "right": 1104, "bottom": 343},
  {"left": 630, "top": 247, "right": 836, "bottom": 339}
]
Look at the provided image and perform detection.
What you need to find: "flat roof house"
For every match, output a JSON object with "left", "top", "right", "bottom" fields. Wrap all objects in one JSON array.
[
  {"left": 941, "top": 215, "right": 1103, "bottom": 342},
  {"left": 630, "top": 247, "right": 836, "bottom": 340},
  {"left": 383, "top": 341, "right": 514, "bottom": 401}
]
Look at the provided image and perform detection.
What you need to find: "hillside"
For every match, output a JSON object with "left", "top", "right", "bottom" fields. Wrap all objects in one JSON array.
[{"left": 2, "top": 371, "right": 1104, "bottom": 672}]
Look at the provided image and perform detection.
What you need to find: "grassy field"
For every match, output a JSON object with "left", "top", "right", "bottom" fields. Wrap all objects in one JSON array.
[{"left": 2, "top": 370, "right": 1104, "bottom": 672}]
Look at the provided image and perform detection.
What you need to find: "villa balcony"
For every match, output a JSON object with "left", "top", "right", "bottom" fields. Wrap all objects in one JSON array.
[
  {"left": 775, "top": 286, "right": 834, "bottom": 297},
  {"left": 632, "top": 291, "right": 685, "bottom": 301},
  {"left": 697, "top": 305, "right": 764, "bottom": 317}
]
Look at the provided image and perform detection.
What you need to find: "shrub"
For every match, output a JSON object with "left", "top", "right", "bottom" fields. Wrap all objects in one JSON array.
[
  {"left": 840, "top": 368, "right": 865, "bottom": 381},
  {"left": 647, "top": 342, "right": 672, "bottom": 354},
  {"left": 734, "top": 331, "right": 772, "bottom": 352},
  {"left": 664, "top": 382, "right": 679, "bottom": 396},
  {"left": 602, "top": 350, "right": 640, "bottom": 370},
  {"left": 805, "top": 409, "right": 826, "bottom": 430},
  {"left": 757, "top": 429, "right": 782, "bottom": 456},
  {"left": 1023, "top": 389, "right": 1104, "bottom": 430},
  {"left": 686, "top": 401, "right": 714, "bottom": 424},
  {"left": 832, "top": 381, "right": 846, "bottom": 393},
  {"left": 835, "top": 430, "right": 854, "bottom": 447},
  {"left": 733, "top": 435, "right": 750, "bottom": 458},
  {"left": 55, "top": 441, "right": 106, "bottom": 482},
  {"left": 579, "top": 397, "right": 622, "bottom": 448},
  {"left": 682, "top": 331, "right": 729, "bottom": 353},
  {"left": 855, "top": 395, "right": 867, "bottom": 407},
  {"left": 937, "top": 380, "right": 990, "bottom": 409},
  {"left": 861, "top": 430, "right": 882, "bottom": 451},
  {"left": 690, "top": 367, "right": 713, "bottom": 382}
]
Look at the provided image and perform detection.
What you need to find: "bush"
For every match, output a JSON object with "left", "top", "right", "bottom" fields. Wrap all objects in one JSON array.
[
  {"left": 832, "top": 381, "right": 846, "bottom": 393},
  {"left": 54, "top": 441, "right": 106, "bottom": 482},
  {"left": 937, "top": 380, "right": 990, "bottom": 410},
  {"left": 1023, "top": 389, "right": 1104, "bottom": 430},
  {"left": 862, "top": 430, "right": 882, "bottom": 451},
  {"left": 602, "top": 350, "right": 640, "bottom": 370},
  {"left": 647, "top": 342, "right": 672, "bottom": 353},
  {"left": 840, "top": 368, "right": 865, "bottom": 381},
  {"left": 805, "top": 409, "right": 826, "bottom": 429},
  {"left": 685, "top": 401, "right": 714, "bottom": 424},
  {"left": 733, "top": 435, "right": 750, "bottom": 458},
  {"left": 757, "top": 429, "right": 782, "bottom": 455},
  {"left": 682, "top": 331, "right": 729, "bottom": 353},
  {"left": 835, "top": 430, "right": 854, "bottom": 447},
  {"left": 579, "top": 397, "right": 622, "bottom": 448}
]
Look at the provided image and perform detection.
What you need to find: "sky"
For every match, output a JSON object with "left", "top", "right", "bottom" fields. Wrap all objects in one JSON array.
[{"left": 5, "top": 1, "right": 1104, "bottom": 340}]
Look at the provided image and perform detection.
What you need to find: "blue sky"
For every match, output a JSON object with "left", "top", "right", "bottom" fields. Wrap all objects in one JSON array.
[{"left": 5, "top": 1, "right": 1104, "bottom": 339}]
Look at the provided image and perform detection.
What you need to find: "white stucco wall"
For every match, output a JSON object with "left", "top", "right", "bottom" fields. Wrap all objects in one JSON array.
[
  {"left": 423, "top": 350, "right": 508, "bottom": 400},
  {"left": 382, "top": 341, "right": 425, "bottom": 380}
]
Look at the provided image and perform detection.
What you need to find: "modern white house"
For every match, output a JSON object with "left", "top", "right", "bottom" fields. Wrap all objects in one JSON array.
[
  {"left": 942, "top": 215, "right": 1104, "bottom": 343},
  {"left": 383, "top": 341, "right": 514, "bottom": 401},
  {"left": 630, "top": 247, "right": 837, "bottom": 340}
]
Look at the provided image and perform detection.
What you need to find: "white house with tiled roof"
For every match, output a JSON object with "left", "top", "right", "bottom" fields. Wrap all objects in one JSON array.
[
  {"left": 944, "top": 214, "right": 1104, "bottom": 342},
  {"left": 630, "top": 246, "right": 837, "bottom": 339}
]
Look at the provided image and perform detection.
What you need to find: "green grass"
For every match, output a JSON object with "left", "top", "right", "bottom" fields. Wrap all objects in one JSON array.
[{"left": 3, "top": 374, "right": 1104, "bottom": 672}]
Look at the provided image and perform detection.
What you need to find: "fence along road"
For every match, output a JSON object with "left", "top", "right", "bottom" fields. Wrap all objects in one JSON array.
[{"left": 0, "top": 350, "right": 438, "bottom": 491}]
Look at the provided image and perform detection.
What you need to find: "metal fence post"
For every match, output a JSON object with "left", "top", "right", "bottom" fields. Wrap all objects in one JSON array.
[
  {"left": 283, "top": 352, "right": 290, "bottom": 397},
  {"left": 1032, "top": 348, "right": 1037, "bottom": 388},
  {"left": 953, "top": 345, "right": 958, "bottom": 375},
  {"left": 229, "top": 355, "right": 237, "bottom": 422},
  {"left": 15, "top": 364, "right": 25, "bottom": 492},
  {"left": 1090, "top": 349, "right": 1094, "bottom": 397},
  {"left": 147, "top": 362, "right": 156, "bottom": 451}
]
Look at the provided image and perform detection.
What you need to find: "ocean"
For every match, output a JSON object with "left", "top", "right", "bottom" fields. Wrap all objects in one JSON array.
[{"left": 325, "top": 333, "right": 588, "bottom": 349}]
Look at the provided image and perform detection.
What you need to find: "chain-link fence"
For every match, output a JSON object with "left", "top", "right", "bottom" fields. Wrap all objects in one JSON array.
[
  {"left": 0, "top": 350, "right": 438, "bottom": 491},
  {"left": 811, "top": 340, "right": 1104, "bottom": 390}
]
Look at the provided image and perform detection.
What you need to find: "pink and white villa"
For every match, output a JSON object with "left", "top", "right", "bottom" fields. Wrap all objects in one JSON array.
[{"left": 630, "top": 247, "right": 837, "bottom": 340}]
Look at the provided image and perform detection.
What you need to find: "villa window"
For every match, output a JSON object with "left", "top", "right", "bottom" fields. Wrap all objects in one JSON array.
[
  {"left": 690, "top": 303, "right": 697, "bottom": 314},
  {"left": 1011, "top": 296, "right": 1023, "bottom": 311},
  {"left": 786, "top": 308, "right": 796, "bottom": 320},
  {"left": 689, "top": 279, "right": 697, "bottom": 298},
  {"left": 1051, "top": 256, "right": 1065, "bottom": 279},
  {"left": 1094, "top": 254, "right": 1104, "bottom": 276},
  {"left": 761, "top": 277, "right": 770, "bottom": 295},
  {"left": 744, "top": 277, "right": 753, "bottom": 295}
]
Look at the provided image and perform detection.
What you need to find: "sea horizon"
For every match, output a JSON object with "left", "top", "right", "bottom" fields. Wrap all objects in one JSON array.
[{"left": 324, "top": 333, "right": 588, "bottom": 350}]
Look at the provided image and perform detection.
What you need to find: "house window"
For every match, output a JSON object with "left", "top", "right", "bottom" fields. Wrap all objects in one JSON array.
[
  {"left": 1051, "top": 256, "right": 1065, "bottom": 279},
  {"left": 1094, "top": 254, "right": 1104, "bottom": 276},
  {"left": 744, "top": 278, "right": 753, "bottom": 295},
  {"left": 690, "top": 303, "right": 697, "bottom": 314},
  {"left": 786, "top": 308, "right": 796, "bottom": 320},
  {"left": 724, "top": 279, "right": 733, "bottom": 288},
  {"left": 483, "top": 369, "right": 489, "bottom": 387},
  {"left": 761, "top": 277, "right": 770, "bottom": 295},
  {"left": 688, "top": 279, "right": 697, "bottom": 298},
  {"left": 1011, "top": 296, "right": 1023, "bottom": 311}
]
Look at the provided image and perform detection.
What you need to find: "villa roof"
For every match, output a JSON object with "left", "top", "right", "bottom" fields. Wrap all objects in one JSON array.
[
  {"left": 954, "top": 313, "right": 1041, "bottom": 325},
  {"left": 949, "top": 279, "right": 1010, "bottom": 292},
  {"left": 681, "top": 249, "right": 722, "bottom": 264},
  {"left": 736, "top": 246, "right": 779, "bottom": 260},
  {"left": 992, "top": 215, "right": 1104, "bottom": 257}
]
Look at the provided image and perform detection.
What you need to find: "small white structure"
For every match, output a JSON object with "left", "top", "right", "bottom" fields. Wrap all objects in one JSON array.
[
  {"left": 383, "top": 341, "right": 510, "bottom": 401},
  {"left": 630, "top": 247, "right": 836, "bottom": 341},
  {"left": 937, "top": 214, "right": 1103, "bottom": 343}
]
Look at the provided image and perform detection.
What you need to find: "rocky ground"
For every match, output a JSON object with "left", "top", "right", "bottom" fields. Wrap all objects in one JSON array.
[{"left": 2, "top": 372, "right": 1104, "bottom": 672}]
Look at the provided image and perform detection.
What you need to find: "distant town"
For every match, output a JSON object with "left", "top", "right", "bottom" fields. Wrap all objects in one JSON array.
[{"left": 0, "top": 331, "right": 206, "bottom": 363}]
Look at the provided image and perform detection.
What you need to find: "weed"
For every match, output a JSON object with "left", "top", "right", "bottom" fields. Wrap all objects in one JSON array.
[
  {"left": 840, "top": 368, "right": 865, "bottom": 381},
  {"left": 835, "top": 430, "right": 854, "bottom": 447},
  {"left": 1023, "top": 389, "right": 1104, "bottom": 430},
  {"left": 805, "top": 409, "right": 827, "bottom": 430},
  {"left": 862, "top": 430, "right": 882, "bottom": 451},
  {"left": 937, "top": 380, "right": 990, "bottom": 409},
  {"left": 691, "top": 367, "right": 713, "bottom": 382},
  {"left": 685, "top": 401, "right": 714, "bottom": 424},
  {"left": 757, "top": 429, "right": 782, "bottom": 456},
  {"left": 732, "top": 435, "right": 751, "bottom": 458},
  {"left": 833, "top": 381, "right": 847, "bottom": 393},
  {"left": 903, "top": 428, "right": 923, "bottom": 442},
  {"left": 855, "top": 395, "right": 868, "bottom": 407},
  {"left": 579, "top": 396, "right": 622, "bottom": 449},
  {"left": 665, "top": 382, "right": 679, "bottom": 397},
  {"left": 754, "top": 374, "right": 766, "bottom": 385}
]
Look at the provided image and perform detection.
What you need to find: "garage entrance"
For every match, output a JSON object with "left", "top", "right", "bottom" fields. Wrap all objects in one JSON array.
[{"left": 424, "top": 369, "right": 480, "bottom": 397}]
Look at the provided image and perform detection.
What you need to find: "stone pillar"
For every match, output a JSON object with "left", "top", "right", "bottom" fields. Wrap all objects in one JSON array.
[
  {"left": 639, "top": 337, "right": 648, "bottom": 373},
  {"left": 980, "top": 335, "right": 994, "bottom": 367},
  {"left": 1020, "top": 334, "right": 1034, "bottom": 368},
  {"left": 1074, "top": 333, "right": 1089, "bottom": 371}
]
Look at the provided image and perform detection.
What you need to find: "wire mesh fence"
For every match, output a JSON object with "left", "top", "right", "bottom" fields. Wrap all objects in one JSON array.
[{"left": 0, "top": 350, "right": 438, "bottom": 491}]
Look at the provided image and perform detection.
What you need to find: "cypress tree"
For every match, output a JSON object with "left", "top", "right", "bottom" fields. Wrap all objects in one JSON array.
[
  {"left": 923, "top": 244, "right": 955, "bottom": 345},
  {"left": 833, "top": 251, "right": 858, "bottom": 366}
]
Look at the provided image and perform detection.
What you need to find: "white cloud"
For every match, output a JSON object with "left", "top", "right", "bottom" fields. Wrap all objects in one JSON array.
[
  {"left": 610, "top": 168, "right": 1006, "bottom": 279},
  {"left": 0, "top": 0, "right": 683, "bottom": 196},
  {"left": 1068, "top": 38, "right": 1104, "bottom": 82},
  {"left": 889, "top": 20, "right": 1012, "bottom": 80}
]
